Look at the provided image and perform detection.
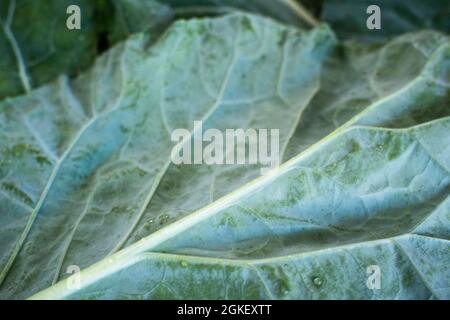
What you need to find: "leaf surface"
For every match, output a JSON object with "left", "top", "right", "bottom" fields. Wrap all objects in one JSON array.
[
  {"left": 321, "top": 0, "right": 450, "bottom": 42},
  {"left": 0, "top": 13, "right": 335, "bottom": 299},
  {"left": 0, "top": 10, "right": 449, "bottom": 300},
  {"left": 33, "top": 117, "right": 450, "bottom": 299},
  {"left": 164, "top": 0, "right": 318, "bottom": 27}
]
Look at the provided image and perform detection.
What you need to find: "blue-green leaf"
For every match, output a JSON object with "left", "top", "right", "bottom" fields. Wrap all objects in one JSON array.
[
  {"left": 0, "top": 13, "right": 336, "bottom": 299},
  {"left": 33, "top": 117, "right": 450, "bottom": 299},
  {"left": 0, "top": 9, "right": 449, "bottom": 300}
]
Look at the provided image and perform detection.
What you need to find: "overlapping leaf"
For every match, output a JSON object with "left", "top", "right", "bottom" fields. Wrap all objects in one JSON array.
[
  {"left": 0, "top": 0, "right": 172, "bottom": 99},
  {"left": 321, "top": 0, "right": 450, "bottom": 42},
  {"left": 32, "top": 21, "right": 450, "bottom": 299},
  {"left": 164, "top": 0, "right": 318, "bottom": 27},
  {"left": 0, "top": 0, "right": 314, "bottom": 100}
]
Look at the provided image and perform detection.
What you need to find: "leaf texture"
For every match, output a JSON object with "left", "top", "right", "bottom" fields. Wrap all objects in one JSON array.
[
  {"left": 0, "top": 13, "right": 335, "bottom": 299},
  {"left": 322, "top": 0, "right": 450, "bottom": 42},
  {"left": 33, "top": 117, "right": 450, "bottom": 299}
]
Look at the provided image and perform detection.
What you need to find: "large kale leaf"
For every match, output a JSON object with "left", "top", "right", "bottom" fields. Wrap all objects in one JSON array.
[
  {"left": 0, "top": 2, "right": 449, "bottom": 300},
  {"left": 0, "top": 13, "right": 336, "bottom": 299}
]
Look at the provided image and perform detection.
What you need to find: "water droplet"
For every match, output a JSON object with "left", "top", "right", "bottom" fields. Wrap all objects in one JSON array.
[
  {"left": 144, "top": 219, "right": 154, "bottom": 230},
  {"left": 159, "top": 214, "right": 169, "bottom": 225},
  {"left": 312, "top": 276, "right": 323, "bottom": 287},
  {"left": 277, "top": 280, "right": 290, "bottom": 296}
]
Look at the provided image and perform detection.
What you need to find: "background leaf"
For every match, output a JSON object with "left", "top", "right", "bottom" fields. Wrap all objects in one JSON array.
[
  {"left": 0, "top": 0, "right": 172, "bottom": 99},
  {"left": 0, "top": 2, "right": 449, "bottom": 300},
  {"left": 321, "top": 0, "right": 450, "bottom": 42},
  {"left": 33, "top": 117, "right": 450, "bottom": 299}
]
